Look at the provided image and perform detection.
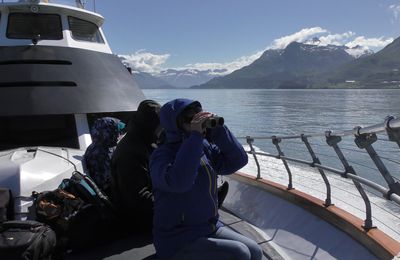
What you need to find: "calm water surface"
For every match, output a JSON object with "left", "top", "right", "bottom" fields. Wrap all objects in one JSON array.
[
  {"left": 143, "top": 89, "right": 400, "bottom": 184},
  {"left": 143, "top": 89, "right": 400, "bottom": 137}
]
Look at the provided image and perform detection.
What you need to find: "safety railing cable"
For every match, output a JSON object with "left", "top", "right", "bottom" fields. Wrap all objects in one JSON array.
[
  {"left": 246, "top": 136, "right": 261, "bottom": 179},
  {"left": 272, "top": 136, "right": 293, "bottom": 190},
  {"left": 239, "top": 115, "right": 400, "bottom": 232},
  {"left": 354, "top": 129, "right": 400, "bottom": 197},
  {"left": 326, "top": 132, "right": 374, "bottom": 230},
  {"left": 301, "top": 134, "right": 332, "bottom": 206}
]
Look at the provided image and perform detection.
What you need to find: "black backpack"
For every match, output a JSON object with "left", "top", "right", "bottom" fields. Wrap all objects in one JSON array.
[
  {"left": 0, "top": 188, "right": 14, "bottom": 223},
  {"left": 33, "top": 171, "right": 117, "bottom": 251},
  {"left": 33, "top": 188, "right": 84, "bottom": 235},
  {"left": 0, "top": 220, "right": 56, "bottom": 260},
  {"left": 59, "top": 171, "right": 115, "bottom": 219}
]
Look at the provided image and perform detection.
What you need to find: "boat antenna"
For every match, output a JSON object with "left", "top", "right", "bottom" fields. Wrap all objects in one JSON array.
[
  {"left": 94, "top": 0, "right": 96, "bottom": 12},
  {"left": 76, "top": 0, "right": 84, "bottom": 9}
]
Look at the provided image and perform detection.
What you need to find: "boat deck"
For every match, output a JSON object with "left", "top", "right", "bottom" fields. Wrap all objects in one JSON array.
[{"left": 67, "top": 209, "right": 275, "bottom": 260}]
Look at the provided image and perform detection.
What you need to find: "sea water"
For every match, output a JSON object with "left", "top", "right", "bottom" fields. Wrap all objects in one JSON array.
[{"left": 143, "top": 89, "right": 400, "bottom": 185}]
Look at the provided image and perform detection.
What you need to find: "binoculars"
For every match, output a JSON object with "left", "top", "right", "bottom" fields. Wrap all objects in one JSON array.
[{"left": 203, "top": 116, "right": 224, "bottom": 128}]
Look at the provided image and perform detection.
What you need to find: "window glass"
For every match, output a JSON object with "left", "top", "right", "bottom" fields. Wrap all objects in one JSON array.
[
  {"left": 0, "top": 115, "right": 79, "bottom": 151},
  {"left": 7, "top": 13, "right": 62, "bottom": 40},
  {"left": 68, "top": 16, "right": 104, "bottom": 43}
]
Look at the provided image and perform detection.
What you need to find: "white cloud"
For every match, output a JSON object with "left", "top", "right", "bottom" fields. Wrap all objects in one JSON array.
[
  {"left": 345, "top": 36, "right": 393, "bottom": 49},
  {"left": 119, "top": 27, "right": 394, "bottom": 76},
  {"left": 180, "top": 51, "right": 264, "bottom": 75},
  {"left": 311, "top": 32, "right": 355, "bottom": 46},
  {"left": 118, "top": 50, "right": 170, "bottom": 73},
  {"left": 270, "top": 27, "right": 328, "bottom": 49},
  {"left": 389, "top": 4, "right": 400, "bottom": 20}
]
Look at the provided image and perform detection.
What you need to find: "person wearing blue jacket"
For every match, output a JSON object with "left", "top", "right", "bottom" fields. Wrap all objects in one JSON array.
[{"left": 150, "top": 98, "right": 262, "bottom": 260}]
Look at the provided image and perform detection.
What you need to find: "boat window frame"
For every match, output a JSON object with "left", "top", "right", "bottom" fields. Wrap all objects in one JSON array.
[
  {"left": 68, "top": 16, "right": 105, "bottom": 44},
  {"left": 6, "top": 12, "right": 63, "bottom": 40}
]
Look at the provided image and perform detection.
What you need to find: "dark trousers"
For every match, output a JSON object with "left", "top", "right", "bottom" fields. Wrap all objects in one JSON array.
[{"left": 170, "top": 226, "right": 263, "bottom": 260}]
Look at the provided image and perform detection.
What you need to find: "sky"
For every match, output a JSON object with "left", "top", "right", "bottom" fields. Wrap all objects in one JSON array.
[{"left": 88, "top": 0, "right": 400, "bottom": 74}]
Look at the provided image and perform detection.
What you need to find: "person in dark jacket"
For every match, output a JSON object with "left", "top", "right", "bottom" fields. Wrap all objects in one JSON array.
[
  {"left": 84, "top": 117, "right": 124, "bottom": 196},
  {"left": 150, "top": 98, "right": 263, "bottom": 260},
  {"left": 111, "top": 100, "right": 161, "bottom": 232}
]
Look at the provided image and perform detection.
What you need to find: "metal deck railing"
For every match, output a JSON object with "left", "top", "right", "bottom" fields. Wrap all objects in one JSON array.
[{"left": 239, "top": 115, "right": 400, "bottom": 231}]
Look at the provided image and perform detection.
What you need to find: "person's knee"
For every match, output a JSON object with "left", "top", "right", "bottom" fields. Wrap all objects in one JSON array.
[
  {"left": 230, "top": 242, "right": 251, "bottom": 260},
  {"left": 249, "top": 243, "right": 263, "bottom": 260}
]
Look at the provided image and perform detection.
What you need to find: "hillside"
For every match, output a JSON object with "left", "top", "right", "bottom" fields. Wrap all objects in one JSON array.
[
  {"left": 194, "top": 42, "right": 355, "bottom": 89},
  {"left": 317, "top": 37, "right": 400, "bottom": 88}
]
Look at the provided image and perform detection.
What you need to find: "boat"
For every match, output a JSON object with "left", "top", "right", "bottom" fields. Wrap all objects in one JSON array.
[
  {"left": 0, "top": 0, "right": 144, "bottom": 219},
  {"left": 0, "top": 1, "right": 399, "bottom": 259}
]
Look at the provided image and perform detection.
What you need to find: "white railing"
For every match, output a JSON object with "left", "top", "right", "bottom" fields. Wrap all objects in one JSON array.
[{"left": 239, "top": 115, "right": 400, "bottom": 231}]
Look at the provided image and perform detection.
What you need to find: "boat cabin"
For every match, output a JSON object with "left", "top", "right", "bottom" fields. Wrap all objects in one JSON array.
[{"left": 0, "top": 0, "right": 144, "bottom": 153}]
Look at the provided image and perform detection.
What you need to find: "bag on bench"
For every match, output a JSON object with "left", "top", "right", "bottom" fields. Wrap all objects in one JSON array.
[{"left": 0, "top": 220, "right": 56, "bottom": 260}]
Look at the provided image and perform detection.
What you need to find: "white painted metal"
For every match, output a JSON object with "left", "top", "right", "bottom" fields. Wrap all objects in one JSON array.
[
  {"left": 0, "top": 1, "right": 112, "bottom": 53},
  {"left": 75, "top": 114, "right": 92, "bottom": 150},
  {"left": 224, "top": 176, "right": 377, "bottom": 260},
  {"left": 0, "top": 147, "right": 84, "bottom": 219}
]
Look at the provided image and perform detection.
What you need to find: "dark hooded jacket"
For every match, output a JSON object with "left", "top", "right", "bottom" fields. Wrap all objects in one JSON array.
[
  {"left": 84, "top": 117, "right": 121, "bottom": 195},
  {"left": 150, "top": 98, "right": 248, "bottom": 259},
  {"left": 111, "top": 100, "right": 161, "bottom": 232}
]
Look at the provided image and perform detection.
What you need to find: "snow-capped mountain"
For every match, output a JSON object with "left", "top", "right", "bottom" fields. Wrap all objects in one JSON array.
[{"left": 155, "top": 68, "right": 227, "bottom": 88}]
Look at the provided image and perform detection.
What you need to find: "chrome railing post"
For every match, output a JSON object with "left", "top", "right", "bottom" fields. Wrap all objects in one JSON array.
[
  {"left": 385, "top": 115, "right": 400, "bottom": 149},
  {"left": 272, "top": 136, "right": 293, "bottom": 190},
  {"left": 354, "top": 128, "right": 400, "bottom": 197},
  {"left": 326, "top": 132, "right": 375, "bottom": 230},
  {"left": 246, "top": 136, "right": 261, "bottom": 179},
  {"left": 301, "top": 134, "right": 332, "bottom": 206}
]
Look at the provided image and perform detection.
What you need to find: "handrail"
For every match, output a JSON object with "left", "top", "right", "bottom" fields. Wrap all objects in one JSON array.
[
  {"left": 239, "top": 115, "right": 400, "bottom": 231},
  {"left": 238, "top": 115, "right": 400, "bottom": 140}
]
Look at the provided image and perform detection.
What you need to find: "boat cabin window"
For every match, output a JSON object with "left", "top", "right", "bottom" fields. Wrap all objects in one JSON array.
[
  {"left": 68, "top": 16, "right": 104, "bottom": 43},
  {"left": 0, "top": 115, "right": 79, "bottom": 151},
  {"left": 7, "top": 13, "right": 63, "bottom": 40}
]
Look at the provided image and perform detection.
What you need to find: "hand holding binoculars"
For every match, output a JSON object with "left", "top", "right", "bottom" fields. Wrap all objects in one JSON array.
[{"left": 203, "top": 116, "right": 224, "bottom": 129}]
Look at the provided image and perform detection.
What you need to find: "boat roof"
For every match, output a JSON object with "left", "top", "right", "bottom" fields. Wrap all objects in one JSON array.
[{"left": 0, "top": 0, "right": 104, "bottom": 27}]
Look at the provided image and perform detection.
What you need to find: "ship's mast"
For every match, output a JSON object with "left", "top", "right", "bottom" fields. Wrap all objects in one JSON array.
[{"left": 75, "top": 0, "right": 84, "bottom": 9}]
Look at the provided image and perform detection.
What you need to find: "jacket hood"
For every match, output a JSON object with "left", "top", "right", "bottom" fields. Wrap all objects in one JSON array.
[
  {"left": 159, "top": 98, "right": 201, "bottom": 143},
  {"left": 90, "top": 117, "right": 120, "bottom": 147},
  {"left": 128, "top": 99, "right": 161, "bottom": 142}
]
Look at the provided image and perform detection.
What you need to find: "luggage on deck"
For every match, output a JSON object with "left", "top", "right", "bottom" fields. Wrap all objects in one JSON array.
[
  {"left": 32, "top": 171, "right": 117, "bottom": 251},
  {"left": 0, "top": 220, "right": 56, "bottom": 260},
  {"left": 0, "top": 188, "right": 14, "bottom": 223}
]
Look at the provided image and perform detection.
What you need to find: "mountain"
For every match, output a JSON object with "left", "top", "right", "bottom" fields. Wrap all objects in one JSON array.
[
  {"left": 193, "top": 42, "right": 356, "bottom": 89},
  {"left": 318, "top": 37, "right": 400, "bottom": 88},
  {"left": 156, "top": 69, "right": 225, "bottom": 88},
  {"left": 132, "top": 71, "right": 175, "bottom": 89}
]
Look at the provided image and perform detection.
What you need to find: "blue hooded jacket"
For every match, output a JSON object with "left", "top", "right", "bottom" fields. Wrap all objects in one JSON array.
[
  {"left": 150, "top": 98, "right": 248, "bottom": 259},
  {"left": 84, "top": 117, "right": 121, "bottom": 194}
]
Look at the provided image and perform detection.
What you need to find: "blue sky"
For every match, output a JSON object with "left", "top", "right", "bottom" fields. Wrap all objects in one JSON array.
[{"left": 91, "top": 0, "right": 400, "bottom": 74}]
